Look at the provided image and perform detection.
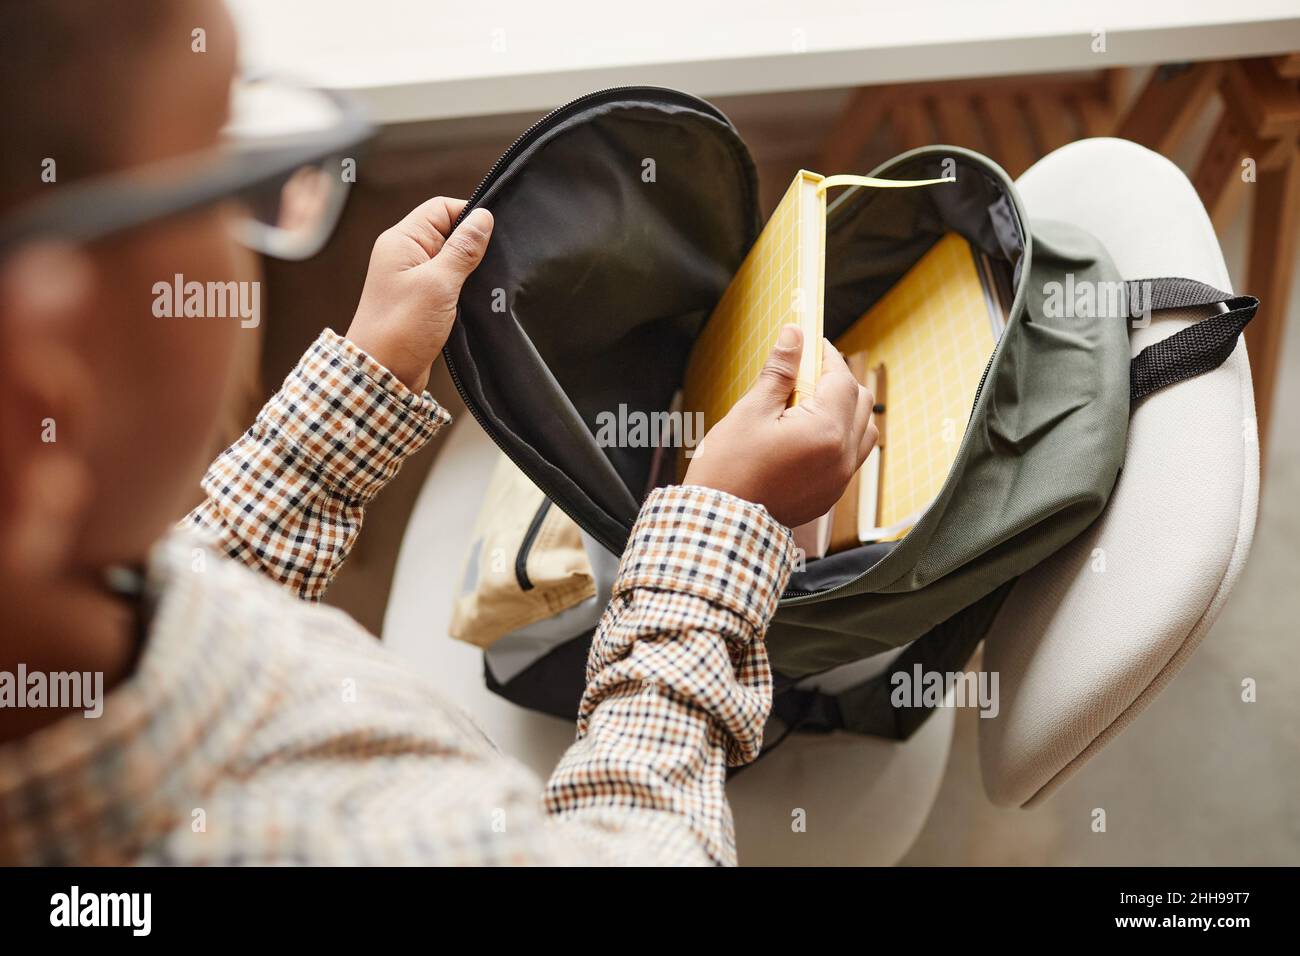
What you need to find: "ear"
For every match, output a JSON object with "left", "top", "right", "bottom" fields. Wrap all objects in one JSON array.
[{"left": 0, "top": 243, "right": 99, "bottom": 578}]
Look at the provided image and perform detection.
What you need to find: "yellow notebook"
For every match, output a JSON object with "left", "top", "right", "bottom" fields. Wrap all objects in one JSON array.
[
  {"left": 678, "top": 169, "right": 951, "bottom": 483},
  {"left": 835, "top": 232, "right": 1001, "bottom": 541},
  {"left": 681, "top": 170, "right": 826, "bottom": 447}
]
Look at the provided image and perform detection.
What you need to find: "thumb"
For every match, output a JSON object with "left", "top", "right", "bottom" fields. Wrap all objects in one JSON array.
[
  {"left": 746, "top": 324, "right": 803, "bottom": 412},
  {"left": 424, "top": 208, "right": 493, "bottom": 293}
]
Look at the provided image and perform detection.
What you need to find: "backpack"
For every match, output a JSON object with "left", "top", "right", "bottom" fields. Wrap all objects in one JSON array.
[{"left": 442, "top": 87, "right": 1257, "bottom": 744}]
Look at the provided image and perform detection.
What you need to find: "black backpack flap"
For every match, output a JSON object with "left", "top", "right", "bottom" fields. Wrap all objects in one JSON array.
[{"left": 445, "top": 88, "right": 760, "bottom": 555}]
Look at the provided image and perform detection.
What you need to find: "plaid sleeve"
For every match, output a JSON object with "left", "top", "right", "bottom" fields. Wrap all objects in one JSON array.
[
  {"left": 543, "top": 484, "right": 795, "bottom": 866},
  {"left": 184, "top": 329, "right": 450, "bottom": 600}
]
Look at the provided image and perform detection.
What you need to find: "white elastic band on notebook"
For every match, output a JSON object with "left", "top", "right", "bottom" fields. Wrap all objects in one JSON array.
[{"left": 815, "top": 173, "right": 955, "bottom": 195}]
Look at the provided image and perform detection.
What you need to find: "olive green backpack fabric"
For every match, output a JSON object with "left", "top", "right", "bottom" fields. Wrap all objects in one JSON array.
[{"left": 442, "top": 88, "right": 1257, "bottom": 742}]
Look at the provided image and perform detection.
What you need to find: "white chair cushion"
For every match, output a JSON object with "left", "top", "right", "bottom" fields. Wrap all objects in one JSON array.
[{"left": 979, "top": 138, "right": 1259, "bottom": 807}]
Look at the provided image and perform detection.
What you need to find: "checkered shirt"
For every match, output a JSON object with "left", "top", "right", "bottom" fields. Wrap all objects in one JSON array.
[{"left": 0, "top": 330, "right": 794, "bottom": 866}]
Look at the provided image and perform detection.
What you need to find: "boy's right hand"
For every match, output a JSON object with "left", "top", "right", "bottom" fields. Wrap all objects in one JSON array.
[
  {"left": 683, "top": 325, "right": 877, "bottom": 529},
  {"left": 345, "top": 197, "right": 493, "bottom": 395}
]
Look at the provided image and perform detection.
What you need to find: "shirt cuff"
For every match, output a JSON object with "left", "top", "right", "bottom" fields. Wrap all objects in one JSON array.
[
  {"left": 614, "top": 485, "right": 795, "bottom": 638},
  {"left": 257, "top": 329, "right": 452, "bottom": 501}
]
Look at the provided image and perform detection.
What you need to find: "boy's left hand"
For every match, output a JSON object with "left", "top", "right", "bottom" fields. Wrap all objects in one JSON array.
[{"left": 345, "top": 197, "right": 494, "bottom": 394}]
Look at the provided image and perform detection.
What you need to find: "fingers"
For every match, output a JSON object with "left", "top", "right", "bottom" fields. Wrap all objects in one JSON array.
[
  {"left": 816, "top": 340, "right": 876, "bottom": 469},
  {"left": 818, "top": 337, "right": 849, "bottom": 379},
  {"left": 860, "top": 421, "right": 880, "bottom": 462},
  {"left": 744, "top": 324, "right": 804, "bottom": 413},
  {"left": 392, "top": 196, "right": 469, "bottom": 258},
  {"left": 440, "top": 197, "right": 469, "bottom": 222},
  {"left": 814, "top": 338, "right": 860, "bottom": 418},
  {"left": 851, "top": 379, "right": 873, "bottom": 449},
  {"left": 421, "top": 207, "right": 494, "bottom": 294}
]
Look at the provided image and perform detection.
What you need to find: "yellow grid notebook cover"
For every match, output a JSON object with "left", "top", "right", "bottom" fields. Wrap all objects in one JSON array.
[
  {"left": 835, "top": 232, "right": 999, "bottom": 538},
  {"left": 678, "top": 170, "right": 826, "bottom": 480}
]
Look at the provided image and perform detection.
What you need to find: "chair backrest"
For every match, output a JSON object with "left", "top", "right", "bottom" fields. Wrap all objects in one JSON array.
[{"left": 979, "top": 138, "right": 1259, "bottom": 807}]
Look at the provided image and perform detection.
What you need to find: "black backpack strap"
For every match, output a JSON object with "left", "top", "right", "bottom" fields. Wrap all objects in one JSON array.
[
  {"left": 1128, "top": 277, "right": 1257, "bottom": 404},
  {"left": 762, "top": 280, "right": 1256, "bottom": 748}
]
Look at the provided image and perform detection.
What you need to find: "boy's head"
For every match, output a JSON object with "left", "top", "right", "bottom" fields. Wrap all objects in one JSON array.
[{"left": 0, "top": 0, "right": 252, "bottom": 568}]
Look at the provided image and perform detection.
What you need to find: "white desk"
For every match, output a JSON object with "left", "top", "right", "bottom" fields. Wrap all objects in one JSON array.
[{"left": 228, "top": 0, "right": 1300, "bottom": 124}]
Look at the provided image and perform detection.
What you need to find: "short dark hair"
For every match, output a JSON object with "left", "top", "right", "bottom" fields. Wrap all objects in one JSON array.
[{"left": 0, "top": 1, "right": 183, "bottom": 215}]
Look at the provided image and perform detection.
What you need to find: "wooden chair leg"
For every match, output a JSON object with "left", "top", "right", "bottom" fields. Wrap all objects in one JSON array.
[
  {"left": 975, "top": 93, "right": 1036, "bottom": 178},
  {"left": 819, "top": 88, "right": 888, "bottom": 173},
  {"left": 1070, "top": 91, "right": 1116, "bottom": 138},
  {"left": 890, "top": 102, "right": 933, "bottom": 153},
  {"left": 1025, "top": 90, "right": 1075, "bottom": 155},
  {"left": 1118, "top": 62, "right": 1223, "bottom": 153},
  {"left": 931, "top": 96, "right": 987, "bottom": 151},
  {"left": 1276, "top": 54, "right": 1300, "bottom": 79},
  {"left": 1193, "top": 108, "right": 1251, "bottom": 224},
  {"left": 1243, "top": 146, "right": 1300, "bottom": 461}
]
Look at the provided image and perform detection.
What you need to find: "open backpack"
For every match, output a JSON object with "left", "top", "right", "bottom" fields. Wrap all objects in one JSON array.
[{"left": 441, "top": 87, "right": 1258, "bottom": 747}]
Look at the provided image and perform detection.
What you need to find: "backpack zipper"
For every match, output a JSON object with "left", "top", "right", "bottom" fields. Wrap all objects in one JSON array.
[
  {"left": 450, "top": 86, "right": 733, "bottom": 230},
  {"left": 514, "top": 499, "right": 552, "bottom": 591}
]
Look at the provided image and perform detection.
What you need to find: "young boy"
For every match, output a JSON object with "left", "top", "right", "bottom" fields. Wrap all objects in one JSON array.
[{"left": 0, "top": 0, "right": 875, "bottom": 865}]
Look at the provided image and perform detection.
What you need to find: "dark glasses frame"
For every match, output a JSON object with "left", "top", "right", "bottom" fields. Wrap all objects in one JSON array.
[{"left": 0, "top": 83, "right": 376, "bottom": 262}]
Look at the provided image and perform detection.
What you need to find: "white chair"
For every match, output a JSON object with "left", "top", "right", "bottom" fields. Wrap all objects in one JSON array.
[
  {"left": 382, "top": 137, "right": 1257, "bottom": 863},
  {"left": 980, "top": 138, "right": 1258, "bottom": 807}
]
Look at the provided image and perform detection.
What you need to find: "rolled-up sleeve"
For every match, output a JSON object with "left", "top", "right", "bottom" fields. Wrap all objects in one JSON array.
[
  {"left": 185, "top": 329, "right": 450, "bottom": 599},
  {"left": 543, "top": 485, "right": 794, "bottom": 865}
]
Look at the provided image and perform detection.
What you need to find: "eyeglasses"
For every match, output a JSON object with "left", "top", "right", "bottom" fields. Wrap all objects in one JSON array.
[{"left": 0, "top": 77, "right": 375, "bottom": 261}]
